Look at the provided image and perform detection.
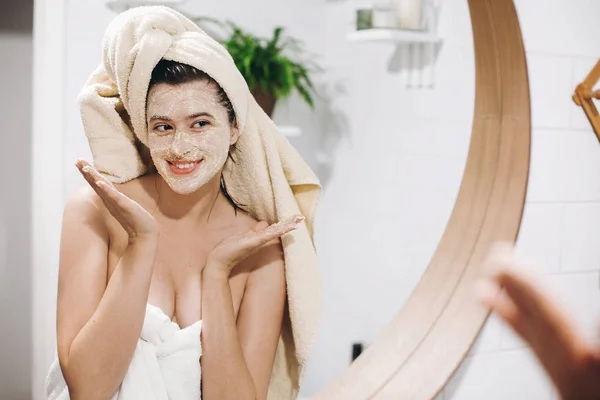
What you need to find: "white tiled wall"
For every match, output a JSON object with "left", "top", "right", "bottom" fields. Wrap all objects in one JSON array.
[
  {"left": 562, "top": 204, "right": 600, "bottom": 273},
  {"left": 528, "top": 129, "right": 600, "bottom": 202},
  {"left": 59, "top": 0, "right": 600, "bottom": 399},
  {"left": 302, "top": 0, "right": 474, "bottom": 392}
]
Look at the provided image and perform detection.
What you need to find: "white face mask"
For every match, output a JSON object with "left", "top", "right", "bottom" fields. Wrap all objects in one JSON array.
[{"left": 146, "top": 80, "right": 238, "bottom": 195}]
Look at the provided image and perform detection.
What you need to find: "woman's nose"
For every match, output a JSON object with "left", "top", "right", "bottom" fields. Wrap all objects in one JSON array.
[{"left": 170, "top": 130, "right": 194, "bottom": 157}]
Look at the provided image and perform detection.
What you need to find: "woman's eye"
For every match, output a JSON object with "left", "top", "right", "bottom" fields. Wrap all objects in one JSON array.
[
  {"left": 154, "top": 124, "right": 172, "bottom": 133},
  {"left": 193, "top": 120, "right": 209, "bottom": 128}
]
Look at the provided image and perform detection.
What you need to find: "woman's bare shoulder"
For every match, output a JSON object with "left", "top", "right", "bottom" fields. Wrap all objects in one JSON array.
[
  {"left": 64, "top": 185, "right": 104, "bottom": 218},
  {"left": 62, "top": 185, "right": 110, "bottom": 241},
  {"left": 64, "top": 174, "right": 153, "bottom": 229}
]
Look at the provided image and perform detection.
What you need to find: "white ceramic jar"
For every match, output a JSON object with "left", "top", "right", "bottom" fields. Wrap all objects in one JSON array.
[{"left": 372, "top": 2, "right": 397, "bottom": 29}]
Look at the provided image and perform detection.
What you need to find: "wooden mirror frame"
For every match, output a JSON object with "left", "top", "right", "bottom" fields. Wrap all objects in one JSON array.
[
  {"left": 311, "top": 0, "right": 531, "bottom": 398},
  {"left": 573, "top": 60, "right": 600, "bottom": 139}
]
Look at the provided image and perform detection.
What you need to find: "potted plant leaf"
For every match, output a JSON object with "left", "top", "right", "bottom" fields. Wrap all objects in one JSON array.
[{"left": 191, "top": 17, "right": 321, "bottom": 117}]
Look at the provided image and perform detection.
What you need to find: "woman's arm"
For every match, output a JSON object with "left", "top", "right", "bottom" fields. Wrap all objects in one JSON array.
[
  {"left": 236, "top": 243, "right": 286, "bottom": 398},
  {"left": 201, "top": 219, "right": 297, "bottom": 400},
  {"left": 201, "top": 242, "right": 285, "bottom": 400},
  {"left": 57, "top": 162, "right": 158, "bottom": 400}
]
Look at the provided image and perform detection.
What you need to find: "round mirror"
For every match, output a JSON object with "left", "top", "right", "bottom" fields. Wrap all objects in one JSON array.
[{"left": 29, "top": 0, "right": 530, "bottom": 398}]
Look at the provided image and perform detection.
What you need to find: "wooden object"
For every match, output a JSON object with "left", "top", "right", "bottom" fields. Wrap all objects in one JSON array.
[
  {"left": 573, "top": 60, "right": 600, "bottom": 140},
  {"left": 311, "top": 0, "right": 530, "bottom": 398}
]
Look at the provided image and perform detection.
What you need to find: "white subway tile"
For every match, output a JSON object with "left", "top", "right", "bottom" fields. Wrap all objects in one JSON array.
[
  {"left": 516, "top": 203, "right": 563, "bottom": 274},
  {"left": 516, "top": 0, "right": 600, "bottom": 58},
  {"left": 500, "top": 322, "right": 530, "bottom": 351},
  {"left": 562, "top": 203, "right": 600, "bottom": 272},
  {"left": 527, "top": 53, "right": 573, "bottom": 129},
  {"left": 527, "top": 129, "right": 600, "bottom": 202},
  {"left": 395, "top": 154, "right": 465, "bottom": 193},
  {"left": 408, "top": 44, "right": 475, "bottom": 123},
  {"left": 445, "top": 350, "right": 553, "bottom": 400},
  {"left": 468, "top": 314, "right": 502, "bottom": 355},
  {"left": 386, "top": 184, "right": 456, "bottom": 253},
  {"left": 396, "top": 119, "right": 472, "bottom": 159},
  {"left": 436, "top": 0, "right": 473, "bottom": 49}
]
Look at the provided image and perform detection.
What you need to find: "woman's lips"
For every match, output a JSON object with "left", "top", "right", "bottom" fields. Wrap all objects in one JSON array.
[{"left": 168, "top": 160, "right": 202, "bottom": 175}]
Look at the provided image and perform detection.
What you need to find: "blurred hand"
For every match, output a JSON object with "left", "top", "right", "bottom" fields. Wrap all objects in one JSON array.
[{"left": 476, "top": 242, "right": 600, "bottom": 400}]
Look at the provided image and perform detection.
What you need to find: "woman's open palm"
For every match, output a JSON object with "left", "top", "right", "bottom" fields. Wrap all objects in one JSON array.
[{"left": 76, "top": 159, "right": 157, "bottom": 242}]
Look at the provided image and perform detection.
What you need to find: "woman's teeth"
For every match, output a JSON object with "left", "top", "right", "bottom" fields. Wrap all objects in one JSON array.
[
  {"left": 174, "top": 162, "right": 196, "bottom": 169},
  {"left": 168, "top": 160, "right": 201, "bottom": 175}
]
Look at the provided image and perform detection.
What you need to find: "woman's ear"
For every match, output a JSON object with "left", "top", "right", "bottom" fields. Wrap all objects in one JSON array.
[{"left": 229, "top": 123, "right": 240, "bottom": 146}]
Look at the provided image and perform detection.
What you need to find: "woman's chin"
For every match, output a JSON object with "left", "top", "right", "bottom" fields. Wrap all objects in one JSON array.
[{"left": 158, "top": 173, "right": 210, "bottom": 195}]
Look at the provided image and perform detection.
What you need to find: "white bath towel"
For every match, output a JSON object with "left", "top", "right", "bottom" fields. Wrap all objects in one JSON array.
[
  {"left": 46, "top": 304, "right": 203, "bottom": 400},
  {"left": 62, "top": 5, "right": 321, "bottom": 399}
]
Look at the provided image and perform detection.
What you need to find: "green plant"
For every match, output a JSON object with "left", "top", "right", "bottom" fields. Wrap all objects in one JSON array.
[{"left": 192, "top": 17, "right": 321, "bottom": 108}]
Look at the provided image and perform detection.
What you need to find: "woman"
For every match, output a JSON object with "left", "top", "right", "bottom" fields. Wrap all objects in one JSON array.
[
  {"left": 477, "top": 243, "right": 600, "bottom": 400},
  {"left": 48, "top": 6, "right": 321, "bottom": 400}
]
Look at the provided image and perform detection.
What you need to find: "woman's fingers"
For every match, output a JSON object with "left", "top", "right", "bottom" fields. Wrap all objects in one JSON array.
[
  {"left": 485, "top": 244, "right": 573, "bottom": 332},
  {"left": 95, "top": 180, "right": 126, "bottom": 206},
  {"left": 76, "top": 161, "right": 103, "bottom": 194},
  {"left": 250, "top": 215, "right": 304, "bottom": 246},
  {"left": 77, "top": 160, "right": 112, "bottom": 193},
  {"left": 213, "top": 215, "right": 305, "bottom": 267},
  {"left": 74, "top": 159, "right": 158, "bottom": 241},
  {"left": 478, "top": 243, "right": 586, "bottom": 359},
  {"left": 77, "top": 160, "right": 127, "bottom": 206},
  {"left": 79, "top": 161, "right": 112, "bottom": 188},
  {"left": 477, "top": 279, "right": 526, "bottom": 336},
  {"left": 475, "top": 243, "right": 600, "bottom": 400}
]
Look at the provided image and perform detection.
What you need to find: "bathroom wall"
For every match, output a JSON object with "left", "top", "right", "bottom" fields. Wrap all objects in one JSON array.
[
  {"left": 302, "top": 1, "right": 600, "bottom": 398},
  {"left": 0, "top": 0, "right": 34, "bottom": 398},
  {"left": 39, "top": 0, "right": 600, "bottom": 399},
  {"left": 302, "top": 0, "right": 474, "bottom": 395}
]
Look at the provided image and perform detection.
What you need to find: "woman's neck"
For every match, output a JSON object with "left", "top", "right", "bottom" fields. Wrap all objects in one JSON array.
[{"left": 153, "top": 172, "right": 227, "bottom": 224}]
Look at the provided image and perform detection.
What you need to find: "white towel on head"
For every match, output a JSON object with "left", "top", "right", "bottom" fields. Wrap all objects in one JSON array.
[{"left": 75, "top": 5, "right": 322, "bottom": 399}]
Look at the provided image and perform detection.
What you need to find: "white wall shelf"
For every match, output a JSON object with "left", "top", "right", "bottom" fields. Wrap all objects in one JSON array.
[
  {"left": 347, "top": 28, "right": 440, "bottom": 44},
  {"left": 278, "top": 125, "right": 302, "bottom": 138}
]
